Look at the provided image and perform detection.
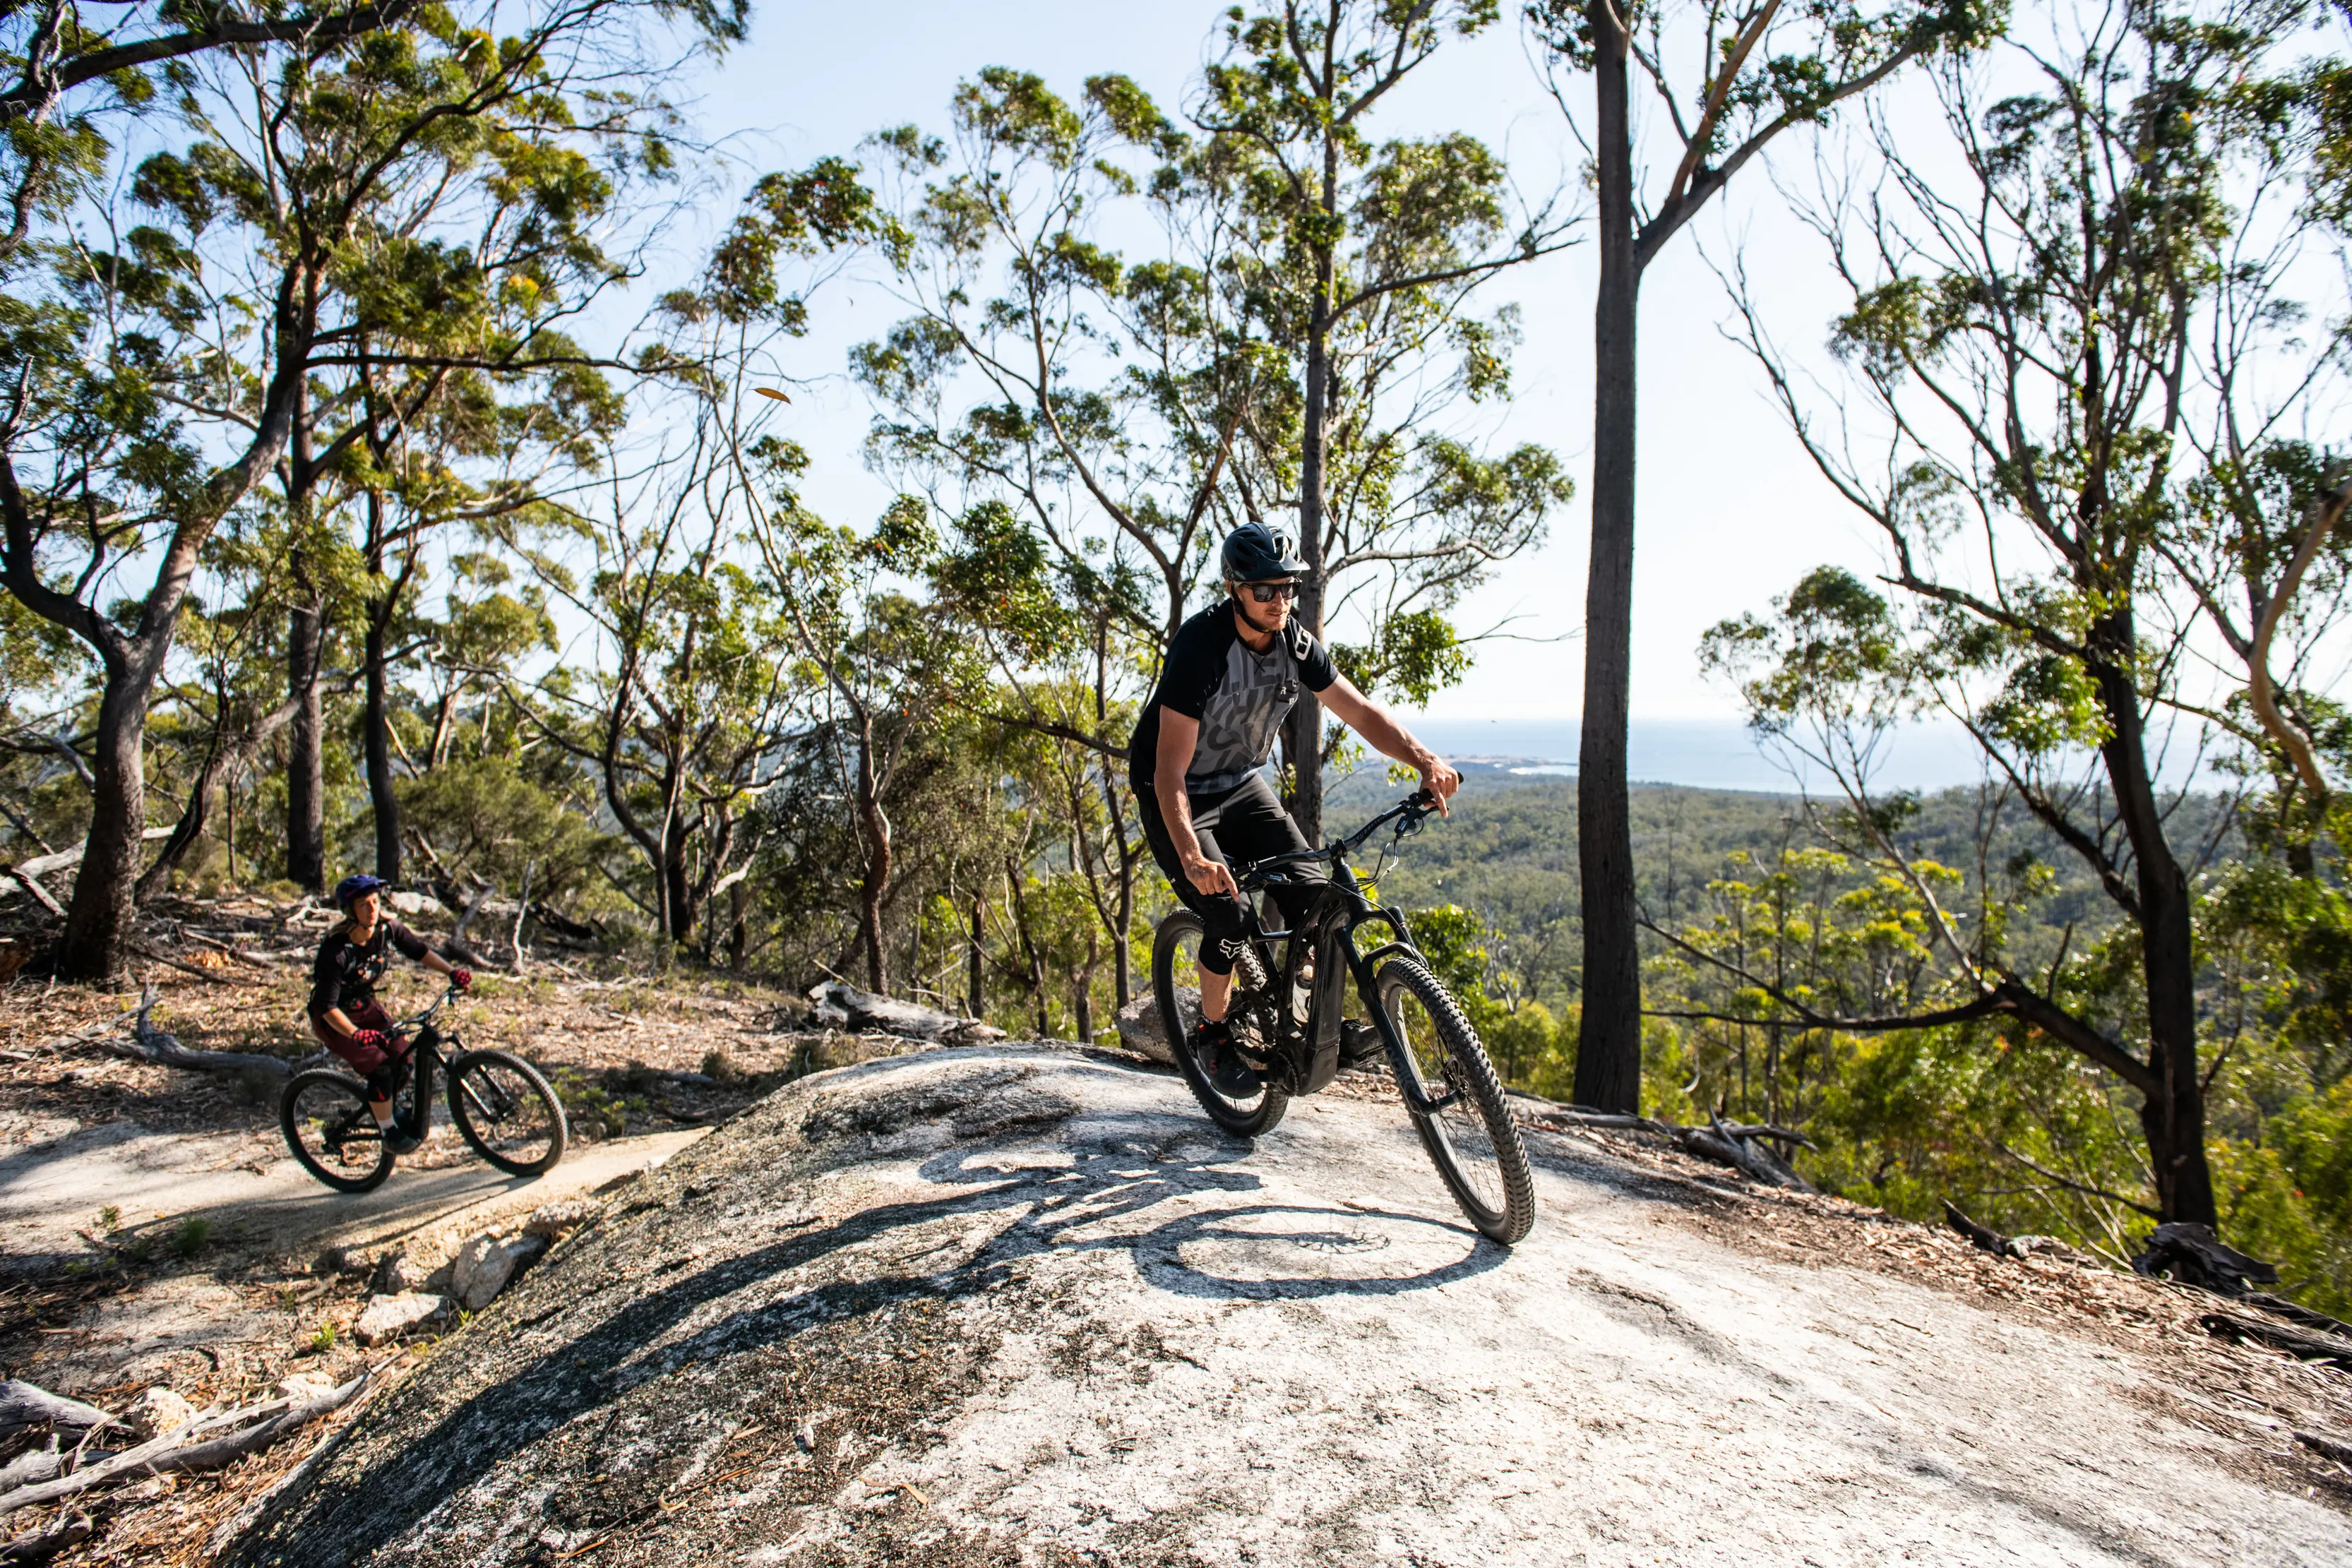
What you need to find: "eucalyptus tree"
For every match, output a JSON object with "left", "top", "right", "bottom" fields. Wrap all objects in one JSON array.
[
  {"left": 1195, "top": 0, "right": 1579, "bottom": 839},
  {"left": 0, "top": 0, "right": 422, "bottom": 270},
  {"left": 1703, "top": 0, "right": 2347, "bottom": 1225},
  {"left": 0, "top": 0, "right": 739, "bottom": 976},
  {"left": 858, "top": 46, "right": 1572, "bottom": 849},
  {"left": 141, "top": 0, "right": 690, "bottom": 887},
  {"left": 1523, "top": 0, "right": 1998, "bottom": 1114},
  {"left": 754, "top": 485, "right": 981, "bottom": 991},
  {"left": 502, "top": 415, "right": 799, "bottom": 954},
  {"left": 855, "top": 70, "right": 1246, "bottom": 658}
]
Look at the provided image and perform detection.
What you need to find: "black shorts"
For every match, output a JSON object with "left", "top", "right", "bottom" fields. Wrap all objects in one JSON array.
[{"left": 1137, "top": 772, "right": 1316, "bottom": 976}]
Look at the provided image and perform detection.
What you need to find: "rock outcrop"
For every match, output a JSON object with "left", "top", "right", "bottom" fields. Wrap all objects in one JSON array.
[
  {"left": 224, "top": 1045, "right": 2352, "bottom": 1567},
  {"left": 1113, "top": 984, "right": 1195, "bottom": 1064}
]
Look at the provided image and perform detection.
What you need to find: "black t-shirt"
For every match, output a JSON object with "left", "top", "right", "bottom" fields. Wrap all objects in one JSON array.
[
  {"left": 1129, "top": 600, "right": 1337, "bottom": 796},
  {"left": 309, "top": 918, "right": 431, "bottom": 1019}
]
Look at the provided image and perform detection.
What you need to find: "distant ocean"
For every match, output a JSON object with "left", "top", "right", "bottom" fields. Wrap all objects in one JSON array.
[{"left": 1400, "top": 717, "right": 2207, "bottom": 794}]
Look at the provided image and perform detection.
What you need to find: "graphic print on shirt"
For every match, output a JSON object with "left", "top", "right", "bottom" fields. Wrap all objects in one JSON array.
[
  {"left": 1188, "top": 638, "right": 1301, "bottom": 793},
  {"left": 1128, "top": 602, "right": 1339, "bottom": 795}
]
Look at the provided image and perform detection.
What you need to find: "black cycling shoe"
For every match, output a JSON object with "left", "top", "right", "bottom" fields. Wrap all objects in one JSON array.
[
  {"left": 1192, "top": 1017, "right": 1260, "bottom": 1099},
  {"left": 379, "top": 1127, "right": 422, "bottom": 1156}
]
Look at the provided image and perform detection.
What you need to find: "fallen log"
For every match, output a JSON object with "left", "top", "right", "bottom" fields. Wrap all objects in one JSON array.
[
  {"left": 1944, "top": 1202, "right": 2014, "bottom": 1257},
  {"left": 0, "top": 1510, "right": 90, "bottom": 1564},
  {"left": 808, "top": 982, "right": 1004, "bottom": 1046},
  {"left": 1510, "top": 1096, "right": 1817, "bottom": 1192},
  {"left": 2134, "top": 1222, "right": 2280, "bottom": 1293},
  {"left": 1679, "top": 1118, "right": 1815, "bottom": 1193},
  {"left": 2243, "top": 1291, "right": 2352, "bottom": 1340},
  {"left": 2199, "top": 1311, "right": 2352, "bottom": 1370},
  {"left": 0, "top": 1447, "right": 61, "bottom": 1494},
  {"left": 0, "top": 1372, "right": 366, "bottom": 1518},
  {"left": 2298, "top": 1429, "right": 2352, "bottom": 1467},
  {"left": 92, "top": 988, "right": 289, "bottom": 1087},
  {"left": 0, "top": 1384, "right": 109, "bottom": 1442}
]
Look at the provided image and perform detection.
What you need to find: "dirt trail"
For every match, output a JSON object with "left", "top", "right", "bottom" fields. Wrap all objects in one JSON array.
[
  {"left": 0, "top": 1114, "right": 706, "bottom": 1264},
  {"left": 217, "top": 1045, "right": 2352, "bottom": 1567}
]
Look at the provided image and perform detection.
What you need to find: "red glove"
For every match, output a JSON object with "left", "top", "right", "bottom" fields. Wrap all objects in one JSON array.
[
  {"left": 351, "top": 1029, "right": 392, "bottom": 1057},
  {"left": 449, "top": 968, "right": 472, "bottom": 992}
]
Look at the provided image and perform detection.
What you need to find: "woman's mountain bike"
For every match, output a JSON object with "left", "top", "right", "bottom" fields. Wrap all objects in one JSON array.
[
  {"left": 280, "top": 983, "right": 568, "bottom": 1193},
  {"left": 1152, "top": 791, "right": 1537, "bottom": 1245}
]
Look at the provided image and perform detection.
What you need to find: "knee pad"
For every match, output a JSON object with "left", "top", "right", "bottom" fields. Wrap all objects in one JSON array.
[{"left": 366, "top": 1066, "right": 397, "bottom": 1103}]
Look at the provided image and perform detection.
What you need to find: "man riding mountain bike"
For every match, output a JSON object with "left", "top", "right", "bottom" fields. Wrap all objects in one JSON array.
[{"left": 1130, "top": 521, "right": 1461, "bottom": 1099}]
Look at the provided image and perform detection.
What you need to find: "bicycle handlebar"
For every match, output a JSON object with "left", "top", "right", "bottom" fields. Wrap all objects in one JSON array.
[
  {"left": 1231, "top": 789, "right": 1441, "bottom": 888},
  {"left": 391, "top": 981, "right": 462, "bottom": 1036}
]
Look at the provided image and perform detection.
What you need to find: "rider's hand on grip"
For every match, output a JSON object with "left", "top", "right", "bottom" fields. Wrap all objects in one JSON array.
[
  {"left": 450, "top": 967, "right": 472, "bottom": 992},
  {"left": 351, "top": 1028, "right": 391, "bottom": 1055},
  {"left": 1184, "top": 854, "right": 1238, "bottom": 899}
]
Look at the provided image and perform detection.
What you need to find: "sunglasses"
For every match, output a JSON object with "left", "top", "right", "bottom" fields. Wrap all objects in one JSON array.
[{"left": 1238, "top": 582, "right": 1299, "bottom": 604}]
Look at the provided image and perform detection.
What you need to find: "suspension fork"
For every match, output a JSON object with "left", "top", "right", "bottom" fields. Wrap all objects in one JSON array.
[{"left": 1342, "top": 910, "right": 1462, "bottom": 1119}]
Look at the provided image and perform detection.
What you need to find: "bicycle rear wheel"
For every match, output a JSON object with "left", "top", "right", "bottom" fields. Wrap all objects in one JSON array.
[
  {"left": 446, "top": 1050, "right": 568, "bottom": 1175},
  {"left": 1153, "top": 911, "right": 1287, "bottom": 1137},
  {"left": 280, "top": 1070, "right": 394, "bottom": 1193},
  {"left": 1376, "top": 957, "right": 1536, "bottom": 1244}
]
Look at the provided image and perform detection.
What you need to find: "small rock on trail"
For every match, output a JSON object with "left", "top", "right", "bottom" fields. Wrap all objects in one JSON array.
[
  {"left": 221, "top": 1045, "right": 2352, "bottom": 1567},
  {"left": 352, "top": 1293, "right": 446, "bottom": 1346}
]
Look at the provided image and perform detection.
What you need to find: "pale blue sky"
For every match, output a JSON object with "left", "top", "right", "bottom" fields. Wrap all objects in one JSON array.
[{"left": 674, "top": 2, "right": 1894, "bottom": 724}]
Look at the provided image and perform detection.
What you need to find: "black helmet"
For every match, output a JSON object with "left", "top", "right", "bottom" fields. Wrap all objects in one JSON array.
[
  {"left": 1220, "top": 521, "right": 1308, "bottom": 584},
  {"left": 335, "top": 873, "right": 390, "bottom": 909}
]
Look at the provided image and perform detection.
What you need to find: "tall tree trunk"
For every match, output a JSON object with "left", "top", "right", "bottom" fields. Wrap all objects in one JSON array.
[
  {"left": 1005, "top": 855, "right": 1049, "bottom": 1036},
  {"left": 56, "top": 676, "right": 146, "bottom": 981},
  {"left": 1282, "top": 131, "right": 1342, "bottom": 847},
  {"left": 2091, "top": 627, "right": 2217, "bottom": 1226},
  {"left": 362, "top": 496, "right": 406, "bottom": 882},
  {"left": 967, "top": 888, "right": 986, "bottom": 1019},
  {"left": 285, "top": 597, "right": 327, "bottom": 894},
  {"left": 1097, "top": 626, "right": 1133, "bottom": 1007},
  {"left": 662, "top": 813, "right": 694, "bottom": 946},
  {"left": 364, "top": 610, "right": 401, "bottom": 882},
  {"left": 1573, "top": 0, "right": 1644, "bottom": 1115},
  {"left": 855, "top": 720, "right": 890, "bottom": 991}
]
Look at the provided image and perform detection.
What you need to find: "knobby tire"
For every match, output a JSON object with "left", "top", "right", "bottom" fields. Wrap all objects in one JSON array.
[
  {"left": 1153, "top": 910, "right": 1287, "bottom": 1137},
  {"left": 446, "top": 1050, "right": 568, "bottom": 1175},
  {"left": 280, "top": 1069, "right": 393, "bottom": 1194},
  {"left": 1376, "top": 957, "right": 1537, "bottom": 1245}
]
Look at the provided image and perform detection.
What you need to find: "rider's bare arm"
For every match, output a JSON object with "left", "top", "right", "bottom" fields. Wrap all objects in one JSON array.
[
  {"left": 1152, "top": 711, "right": 1239, "bottom": 899},
  {"left": 1318, "top": 676, "right": 1462, "bottom": 813},
  {"left": 323, "top": 1006, "right": 361, "bottom": 1040}
]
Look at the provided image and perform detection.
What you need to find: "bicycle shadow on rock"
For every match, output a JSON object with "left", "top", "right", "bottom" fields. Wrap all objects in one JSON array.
[{"left": 220, "top": 1054, "right": 1503, "bottom": 1566}]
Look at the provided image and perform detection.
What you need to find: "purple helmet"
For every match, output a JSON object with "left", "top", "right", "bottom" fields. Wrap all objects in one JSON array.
[{"left": 334, "top": 873, "right": 390, "bottom": 909}]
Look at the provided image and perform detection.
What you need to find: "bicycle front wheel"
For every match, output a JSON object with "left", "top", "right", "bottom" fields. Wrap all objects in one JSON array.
[
  {"left": 1376, "top": 957, "right": 1536, "bottom": 1245},
  {"left": 446, "top": 1050, "right": 568, "bottom": 1175},
  {"left": 280, "top": 1070, "right": 394, "bottom": 1193},
  {"left": 1153, "top": 911, "right": 1287, "bottom": 1137}
]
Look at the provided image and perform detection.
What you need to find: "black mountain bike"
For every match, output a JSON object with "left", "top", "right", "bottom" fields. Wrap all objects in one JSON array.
[
  {"left": 280, "top": 983, "right": 568, "bottom": 1193},
  {"left": 1152, "top": 791, "right": 1536, "bottom": 1245}
]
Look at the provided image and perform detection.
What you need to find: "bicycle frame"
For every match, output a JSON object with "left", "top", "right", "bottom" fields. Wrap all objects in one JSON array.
[
  {"left": 381, "top": 987, "right": 462, "bottom": 1137},
  {"left": 1228, "top": 794, "right": 1464, "bottom": 1118}
]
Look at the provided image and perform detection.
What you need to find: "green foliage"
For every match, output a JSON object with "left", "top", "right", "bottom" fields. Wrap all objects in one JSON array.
[
  {"left": 172, "top": 1216, "right": 211, "bottom": 1260},
  {"left": 551, "top": 1070, "right": 645, "bottom": 1142},
  {"left": 397, "top": 759, "right": 607, "bottom": 910}
]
